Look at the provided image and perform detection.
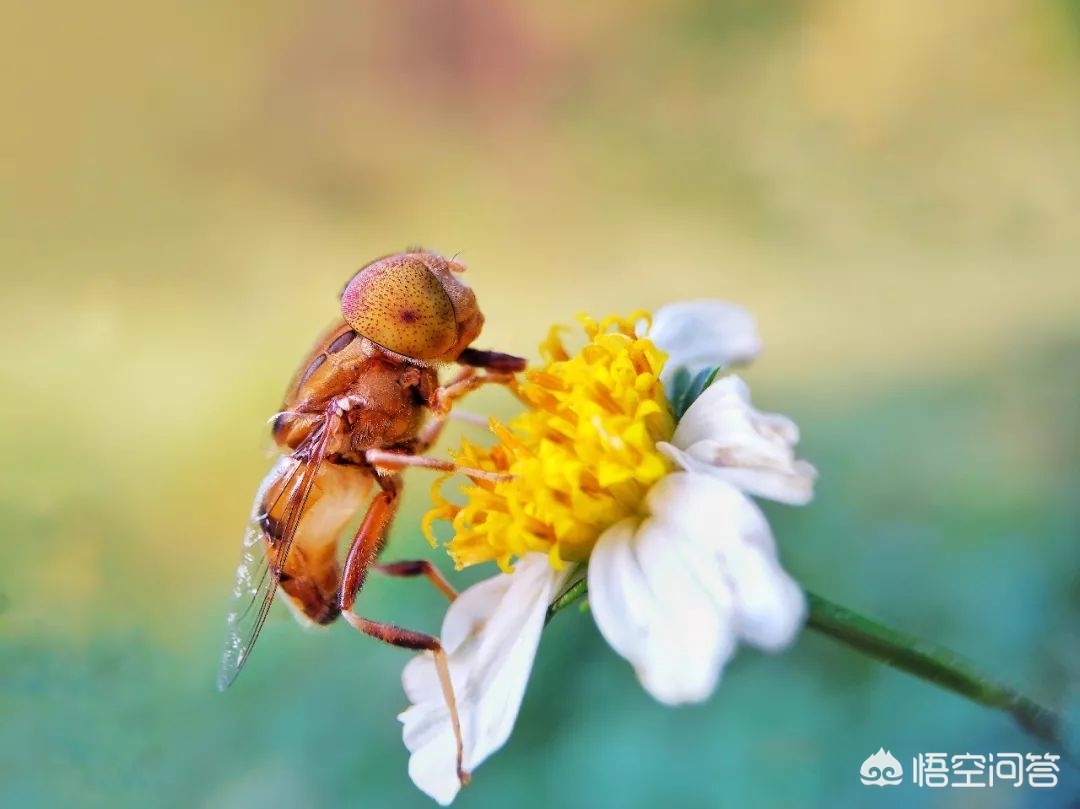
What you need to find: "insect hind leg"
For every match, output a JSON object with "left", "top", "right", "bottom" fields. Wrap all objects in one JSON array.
[
  {"left": 338, "top": 475, "right": 468, "bottom": 785},
  {"left": 341, "top": 612, "right": 469, "bottom": 784},
  {"left": 338, "top": 475, "right": 401, "bottom": 610}
]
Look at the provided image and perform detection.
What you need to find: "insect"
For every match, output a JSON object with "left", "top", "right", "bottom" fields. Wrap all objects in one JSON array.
[{"left": 218, "top": 249, "right": 526, "bottom": 783}]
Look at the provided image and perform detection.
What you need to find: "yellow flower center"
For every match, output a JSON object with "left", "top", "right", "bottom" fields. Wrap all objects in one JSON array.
[{"left": 424, "top": 313, "right": 676, "bottom": 572}]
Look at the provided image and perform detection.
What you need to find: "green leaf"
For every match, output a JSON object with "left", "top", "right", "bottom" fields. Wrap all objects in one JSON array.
[
  {"left": 671, "top": 366, "right": 722, "bottom": 420},
  {"left": 666, "top": 366, "right": 692, "bottom": 416}
]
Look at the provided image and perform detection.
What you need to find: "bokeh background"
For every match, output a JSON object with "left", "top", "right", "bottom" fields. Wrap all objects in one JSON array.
[{"left": 3, "top": 1, "right": 1079, "bottom": 807}]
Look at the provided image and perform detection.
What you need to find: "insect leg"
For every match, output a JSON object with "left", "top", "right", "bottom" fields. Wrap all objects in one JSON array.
[
  {"left": 413, "top": 405, "right": 488, "bottom": 455},
  {"left": 364, "top": 448, "right": 511, "bottom": 482},
  {"left": 457, "top": 347, "right": 528, "bottom": 373},
  {"left": 338, "top": 474, "right": 402, "bottom": 606},
  {"left": 416, "top": 354, "right": 522, "bottom": 450},
  {"left": 341, "top": 613, "right": 469, "bottom": 785},
  {"left": 374, "top": 560, "right": 457, "bottom": 601},
  {"left": 428, "top": 369, "right": 518, "bottom": 418},
  {"left": 338, "top": 477, "right": 468, "bottom": 784},
  {"left": 446, "top": 409, "right": 489, "bottom": 427}
]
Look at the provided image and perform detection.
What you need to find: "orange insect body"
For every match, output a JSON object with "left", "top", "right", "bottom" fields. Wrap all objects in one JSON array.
[
  {"left": 219, "top": 250, "right": 525, "bottom": 783},
  {"left": 273, "top": 321, "right": 439, "bottom": 463}
]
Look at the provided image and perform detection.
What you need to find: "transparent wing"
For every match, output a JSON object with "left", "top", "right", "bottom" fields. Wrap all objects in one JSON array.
[{"left": 217, "top": 418, "right": 333, "bottom": 690}]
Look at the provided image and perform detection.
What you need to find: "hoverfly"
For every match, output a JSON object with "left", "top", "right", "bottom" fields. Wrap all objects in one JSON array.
[{"left": 218, "top": 250, "right": 525, "bottom": 783}]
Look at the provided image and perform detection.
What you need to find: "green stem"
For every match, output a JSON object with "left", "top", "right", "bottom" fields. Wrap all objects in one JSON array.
[
  {"left": 546, "top": 582, "right": 1067, "bottom": 753},
  {"left": 804, "top": 592, "right": 1064, "bottom": 750}
]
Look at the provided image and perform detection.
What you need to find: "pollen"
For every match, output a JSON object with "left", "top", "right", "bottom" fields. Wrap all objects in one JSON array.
[{"left": 425, "top": 313, "right": 675, "bottom": 572}]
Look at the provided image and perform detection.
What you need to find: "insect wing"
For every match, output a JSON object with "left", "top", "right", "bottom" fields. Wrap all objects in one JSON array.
[
  {"left": 217, "top": 457, "right": 288, "bottom": 689},
  {"left": 217, "top": 417, "right": 334, "bottom": 690}
]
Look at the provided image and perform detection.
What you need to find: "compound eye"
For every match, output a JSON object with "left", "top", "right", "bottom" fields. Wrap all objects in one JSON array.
[{"left": 340, "top": 255, "right": 457, "bottom": 359}]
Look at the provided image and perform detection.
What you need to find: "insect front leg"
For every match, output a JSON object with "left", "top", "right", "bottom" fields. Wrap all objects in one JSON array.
[
  {"left": 428, "top": 367, "right": 518, "bottom": 419},
  {"left": 457, "top": 347, "right": 528, "bottom": 374},
  {"left": 413, "top": 354, "right": 523, "bottom": 452}
]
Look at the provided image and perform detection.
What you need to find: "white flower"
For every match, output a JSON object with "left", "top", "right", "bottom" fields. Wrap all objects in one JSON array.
[
  {"left": 399, "top": 555, "right": 573, "bottom": 806},
  {"left": 399, "top": 301, "right": 814, "bottom": 802}
]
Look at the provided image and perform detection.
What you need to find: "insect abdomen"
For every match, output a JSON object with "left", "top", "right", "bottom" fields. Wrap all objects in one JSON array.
[{"left": 258, "top": 457, "right": 373, "bottom": 625}]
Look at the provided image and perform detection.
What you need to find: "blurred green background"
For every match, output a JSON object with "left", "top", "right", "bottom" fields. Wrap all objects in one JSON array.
[{"left": 3, "top": 1, "right": 1079, "bottom": 807}]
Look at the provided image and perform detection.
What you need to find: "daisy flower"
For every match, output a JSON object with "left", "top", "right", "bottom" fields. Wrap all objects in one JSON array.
[{"left": 399, "top": 301, "right": 817, "bottom": 804}]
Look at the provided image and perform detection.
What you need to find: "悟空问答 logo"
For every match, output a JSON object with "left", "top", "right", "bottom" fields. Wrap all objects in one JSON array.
[{"left": 861, "top": 748, "right": 904, "bottom": 786}]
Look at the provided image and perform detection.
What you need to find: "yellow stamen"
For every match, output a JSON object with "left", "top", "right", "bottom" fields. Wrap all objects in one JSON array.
[{"left": 424, "top": 312, "right": 675, "bottom": 571}]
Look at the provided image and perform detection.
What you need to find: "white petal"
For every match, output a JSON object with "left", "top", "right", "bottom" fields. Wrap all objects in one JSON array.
[
  {"left": 720, "top": 493, "right": 807, "bottom": 649},
  {"left": 639, "top": 473, "right": 803, "bottom": 648},
  {"left": 399, "top": 555, "right": 571, "bottom": 805},
  {"left": 590, "top": 477, "right": 739, "bottom": 705},
  {"left": 641, "top": 474, "right": 804, "bottom": 648},
  {"left": 648, "top": 300, "right": 762, "bottom": 384},
  {"left": 664, "top": 375, "right": 817, "bottom": 505},
  {"left": 589, "top": 474, "right": 805, "bottom": 705},
  {"left": 581, "top": 518, "right": 652, "bottom": 665}
]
